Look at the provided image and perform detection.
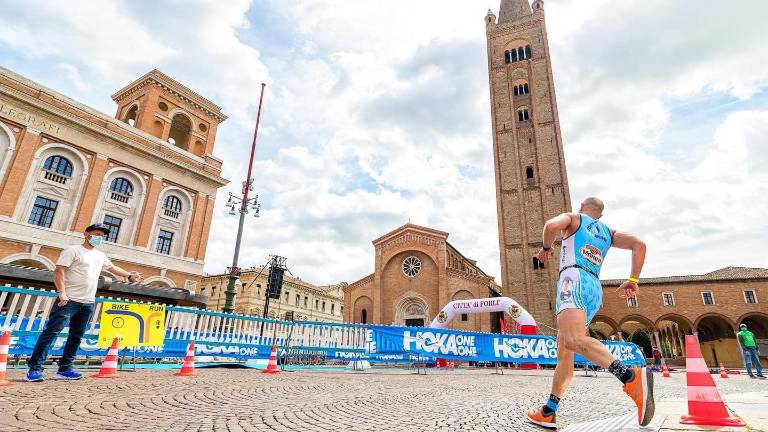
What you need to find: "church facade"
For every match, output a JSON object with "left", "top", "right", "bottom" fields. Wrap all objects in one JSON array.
[{"left": 343, "top": 224, "right": 501, "bottom": 332}]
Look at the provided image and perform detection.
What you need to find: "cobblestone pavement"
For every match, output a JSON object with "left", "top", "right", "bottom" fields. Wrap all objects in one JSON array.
[{"left": 1, "top": 368, "right": 765, "bottom": 432}]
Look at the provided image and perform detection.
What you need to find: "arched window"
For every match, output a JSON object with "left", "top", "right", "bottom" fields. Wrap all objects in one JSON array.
[
  {"left": 518, "top": 109, "right": 530, "bottom": 122},
  {"left": 505, "top": 45, "right": 532, "bottom": 64},
  {"left": 163, "top": 195, "right": 182, "bottom": 219},
  {"left": 124, "top": 105, "right": 138, "bottom": 126},
  {"left": 526, "top": 166, "right": 534, "bottom": 179},
  {"left": 361, "top": 309, "right": 368, "bottom": 324},
  {"left": 514, "top": 84, "right": 530, "bottom": 96},
  {"left": 108, "top": 177, "right": 134, "bottom": 203},
  {"left": 42, "top": 155, "right": 73, "bottom": 184},
  {"left": 168, "top": 114, "right": 192, "bottom": 150}
]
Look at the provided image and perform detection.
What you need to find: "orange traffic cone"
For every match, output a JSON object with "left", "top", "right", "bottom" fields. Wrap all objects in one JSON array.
[
  {"left": 0, "top": 330, "right": 13, "bottom": 386},
  {"left": 718, "top": 362, "right": 728, "bottom": 379},
  {"left": 680, "top": 335, "right": 744, "bottom": 427},
  {"left": 92, "top": 337, "right": 121, "bottom": 378},
  {"left": 262, "top": 344, "right": 280, "bottom": 374},
  {"left": 175, "top": 342, "right": 197, "bottom": 377},
  {"left": 662, "top": 363, "right": 671, "bottom": 378}
]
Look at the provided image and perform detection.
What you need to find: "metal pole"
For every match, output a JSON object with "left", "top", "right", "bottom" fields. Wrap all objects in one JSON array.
[{"left": 223, "top": 83, "right": 267, "bottom": 314}]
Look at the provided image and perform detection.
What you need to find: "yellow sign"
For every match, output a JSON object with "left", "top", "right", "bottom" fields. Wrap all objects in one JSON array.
[{"left": 97, "top": 302, "right": 166, "bottom": 348}]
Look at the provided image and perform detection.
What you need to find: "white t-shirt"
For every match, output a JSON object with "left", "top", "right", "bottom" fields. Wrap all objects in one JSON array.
[{"left": 56, "top": 245, "right": 113, "bottom": 303}]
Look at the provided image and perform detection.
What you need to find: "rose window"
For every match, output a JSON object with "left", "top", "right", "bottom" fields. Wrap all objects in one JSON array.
[{"left": 402, "top": 256, "right": 422, "bottom": 278}]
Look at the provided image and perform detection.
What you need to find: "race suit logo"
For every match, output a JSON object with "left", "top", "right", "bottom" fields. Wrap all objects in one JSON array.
[
  {"left": 579, "top": 245, "right": 603, "bottom": 266},
  {"left": 403, "top": 331, "right": 477, "bottom": 357}
]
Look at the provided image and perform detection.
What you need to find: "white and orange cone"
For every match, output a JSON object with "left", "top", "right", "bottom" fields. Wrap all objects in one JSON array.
[
  {"left": 175, "top": 342, "right": 197, "bottom": 377},
  {"left": 0, "top": 330, "right": 12, "bottom": 386},
  {"left": 92, "top": 337, "right": 121, "bottom": 378},
  {"left": 680, "top": 335, "right": 744, "bottom": 427},
  {"left": 718, "top": 362, "right": 728, "bottom": 379},
  {"left": 262, "top": 344, "right": 280, "bottom": 374}
]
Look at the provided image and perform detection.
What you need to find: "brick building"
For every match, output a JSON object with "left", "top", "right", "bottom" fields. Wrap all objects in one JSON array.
[
  {"left": 590, "top": 267, "right": 768, "bottom": 368},
  {"left": 344, "top": 224, "right": 501, "bottom": 332},
  {"left": 0, "top": 67, "right": 227, "bottom": 293},
  {"left": 202, "top": 269, "right": 344, "bottom": 322},
  {"left": 486, "top": 0, "right": 570, "bottom": 329}
]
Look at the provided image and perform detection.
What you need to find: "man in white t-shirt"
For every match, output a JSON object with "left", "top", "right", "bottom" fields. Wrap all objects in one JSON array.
[{"left": 26, "top": 223, "right": 144, "bottom": 381}]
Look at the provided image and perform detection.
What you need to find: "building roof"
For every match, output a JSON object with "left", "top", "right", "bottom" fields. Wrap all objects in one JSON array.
[
  {"left": 601, "top": 267, "right": 768, "bottom": 286},
  {"left": 111, "top": 69, "right": 227, "bottom": 121},
  {"left": 372, "top": 223, "right": 449, "bottom": 246},
  {"left": 202, "top": 267, "right": 343, "bottom": 299},
  {"left": 0, "top": 263, "right": 206, "bottom": 306},
  {"left": 498, "top": 0, "right": 533, "bottom": 24},
  {"left": 0, "top": 66, "right": 228, "bottom": 187}
]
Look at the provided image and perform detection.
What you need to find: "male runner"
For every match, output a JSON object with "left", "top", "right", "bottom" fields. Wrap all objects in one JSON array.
[{"left": 526, "top": 197, "right": 653, "bottom": 428}]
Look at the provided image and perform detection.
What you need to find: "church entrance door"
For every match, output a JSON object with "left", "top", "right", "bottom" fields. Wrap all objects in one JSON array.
[{"left": 405, "top": 318, "right": 425, "bottom": 327}]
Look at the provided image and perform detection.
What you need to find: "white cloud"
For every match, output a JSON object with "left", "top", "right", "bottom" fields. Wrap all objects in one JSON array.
[{"left": 2, "top": 0, "right": 767, "bottom": 288}]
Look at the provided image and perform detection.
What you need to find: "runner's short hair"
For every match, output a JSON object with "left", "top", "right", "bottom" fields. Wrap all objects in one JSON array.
[{"left": 582, "top": 197, "right": 604, "bottom": 213}]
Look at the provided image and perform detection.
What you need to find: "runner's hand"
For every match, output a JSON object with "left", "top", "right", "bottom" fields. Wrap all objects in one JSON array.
[
  {"left": 58, "top": 293, "right": 69, "bottom": 307},
  {"left": 615, "top": 281, "right": 639, "bottom": 298},
  {"left": 536, "top": 248, "right": 554, "bottom": 262}
]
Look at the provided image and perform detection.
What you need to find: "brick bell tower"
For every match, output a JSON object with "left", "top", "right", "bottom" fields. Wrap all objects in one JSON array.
[{"left": 485, "top": 0, "right": 571, "bottom": 330}]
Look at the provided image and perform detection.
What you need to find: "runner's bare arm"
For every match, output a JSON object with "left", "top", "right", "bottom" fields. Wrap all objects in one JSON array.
[
  {"left": 537, "top": 213, "right": 579, "bottom": 262},
  {"left": 610, "top": 230, "right": 646, "bottom": 298}
]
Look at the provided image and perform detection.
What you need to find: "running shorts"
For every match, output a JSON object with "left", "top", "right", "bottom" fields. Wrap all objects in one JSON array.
[{"left": 555, "top": 267, "right": 603, "bottom": 325}]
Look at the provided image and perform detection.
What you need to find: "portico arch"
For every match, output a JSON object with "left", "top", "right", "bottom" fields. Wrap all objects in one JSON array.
[
  {"left": 655, "top": 313, "right": 694, "bottom": 358},
  {"left": 696, "top": 313, "right": 739, "bottom": 367},
  {"left": 589, "top": 315, "right": 620, "bottom": 340},
  {"left": 2, "top": 253, "right": 56, "bottom": 270}
]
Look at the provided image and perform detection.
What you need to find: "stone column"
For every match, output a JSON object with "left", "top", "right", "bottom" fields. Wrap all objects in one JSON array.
[
  {"left": 72, "top": 154, "right": 109, "bottom": 231},
  {"left": 184, "top": 193, "right": 206, "bottom": 259},
  {"left": 0, "top": 128, "right": 41, "bottom": 216},
  {"left": 653, "top": 331, "right": 662, "bottom": 351},
  {"left": 195, "top": 195, "right": 215, "bottom": 261},
  {"left": 134, "top": 176, "right": 163, "bottom": 248}
]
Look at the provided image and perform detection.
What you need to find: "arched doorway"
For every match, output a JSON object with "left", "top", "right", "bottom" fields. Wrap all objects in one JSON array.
[
  {"left": 619, "top": 315, "right": 655, "bottom": 358},
  {"left": 655, "top": 314, "right": 694, "bottom": 360},
  {"left": 396, "top": 297, "right": 428, "bottom": 327},
  {"left": 695, "top": 313, "right": 738, "bottom": 367},
  {"left": 589, "top": 315, "right": 620, "bottom": 341},
  {"left": 738, "top": 313, "right": 768, "bottom": 369}
]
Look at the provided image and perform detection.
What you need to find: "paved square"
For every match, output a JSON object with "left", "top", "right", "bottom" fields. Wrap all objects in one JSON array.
[{"left": 0, "top": 368, "right": 763, "bottom": 431}]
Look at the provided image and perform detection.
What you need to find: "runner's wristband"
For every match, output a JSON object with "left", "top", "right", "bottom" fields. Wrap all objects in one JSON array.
[
  {"left": 542, "top": 245, "right": 552, "bottom": 251},
  {"left": 627, "top": 277, "right": 640, "bottom": 283}
]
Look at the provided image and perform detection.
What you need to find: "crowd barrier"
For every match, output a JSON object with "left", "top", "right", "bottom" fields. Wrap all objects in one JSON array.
[{"left": 0, "top": 285, "right": 646, "bottom": 366}]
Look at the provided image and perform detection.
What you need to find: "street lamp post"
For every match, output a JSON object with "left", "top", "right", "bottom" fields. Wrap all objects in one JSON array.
[{"left": 223, "top": 83, "right": 266, "bottom": 314}]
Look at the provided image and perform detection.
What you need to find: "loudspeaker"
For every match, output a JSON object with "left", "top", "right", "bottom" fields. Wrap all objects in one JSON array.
[{"left": 267, "top": 267, "right": 284, "bottom": 300}]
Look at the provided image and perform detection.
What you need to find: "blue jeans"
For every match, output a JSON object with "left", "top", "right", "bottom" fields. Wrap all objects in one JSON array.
[
  {"left": 743, "top": 347, "right": 764, "bottom": 377},
  {"left": 28, "top": 301, "right": 94, "bottom": 372}
]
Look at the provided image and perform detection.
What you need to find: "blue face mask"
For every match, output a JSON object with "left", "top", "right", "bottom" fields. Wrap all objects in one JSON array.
[{"left": 89, "top": 236, "right": 104, "bottom": 247}]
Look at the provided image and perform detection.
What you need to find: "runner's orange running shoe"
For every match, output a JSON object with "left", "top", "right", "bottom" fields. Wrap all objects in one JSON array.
[
  {"left": 623, "top": 366, "right": 655, "bottom": 426},
  {"left": 526, "top": 406, "right": 557, "bottom": 429}
]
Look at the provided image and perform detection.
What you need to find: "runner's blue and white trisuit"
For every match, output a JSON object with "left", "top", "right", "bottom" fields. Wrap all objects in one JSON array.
[{"left": 556, "top": 214, "right": 612, "bottom": 325}]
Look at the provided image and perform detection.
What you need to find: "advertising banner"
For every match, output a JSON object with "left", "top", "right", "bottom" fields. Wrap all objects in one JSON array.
[{"left": 369, "top": 326, "right": 646, "bottom": 366}]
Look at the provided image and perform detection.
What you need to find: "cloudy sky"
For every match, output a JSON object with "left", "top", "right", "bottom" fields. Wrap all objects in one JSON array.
[{"left": 1, "top": 0, "right": 767, "bottom": 285}]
